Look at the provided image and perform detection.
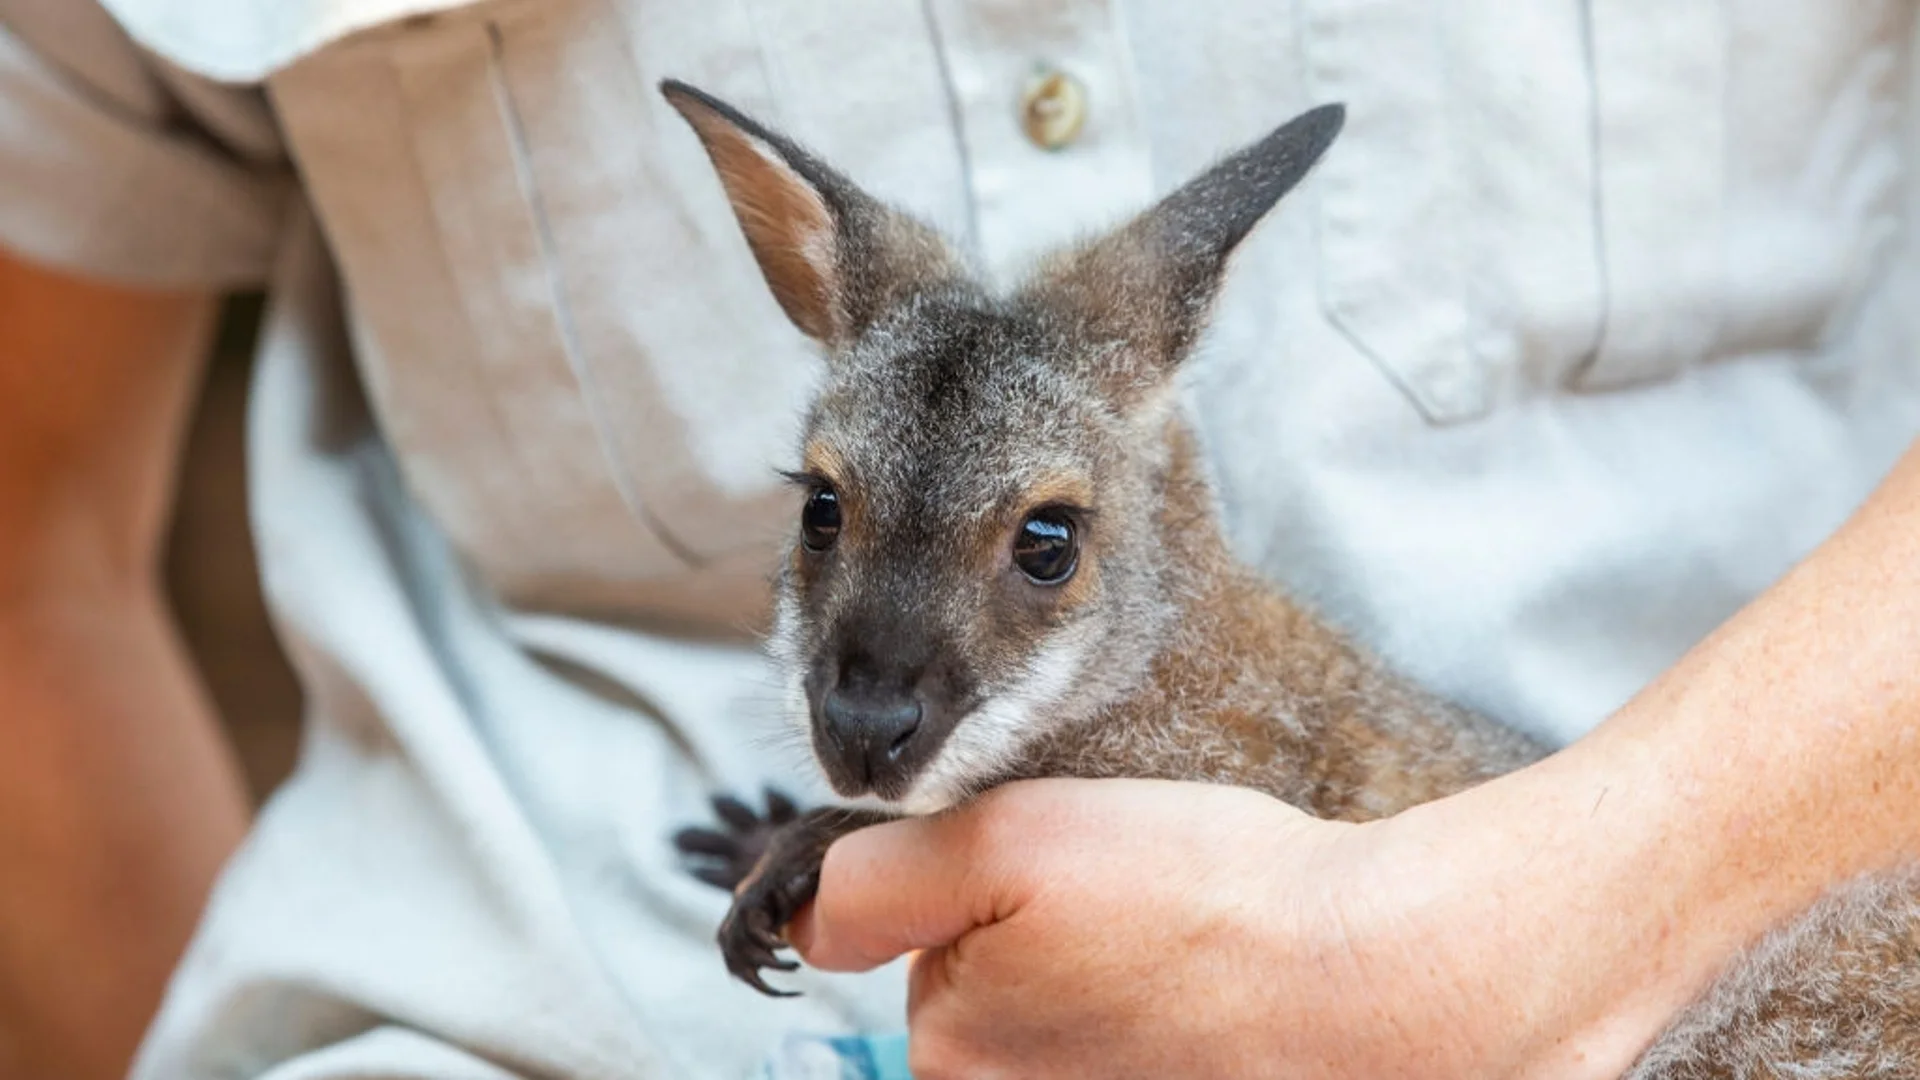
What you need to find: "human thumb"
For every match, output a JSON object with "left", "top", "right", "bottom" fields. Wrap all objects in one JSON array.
[{"left": 787, "top": 795, "right": 1038, "bottom": 972}]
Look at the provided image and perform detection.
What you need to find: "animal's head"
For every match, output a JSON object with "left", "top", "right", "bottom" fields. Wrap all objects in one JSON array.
[{"left": 663, "top": 81, "right": 1341, "bottom": 812}]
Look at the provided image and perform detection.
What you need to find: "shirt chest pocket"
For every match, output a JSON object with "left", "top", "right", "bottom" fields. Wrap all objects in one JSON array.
[
  {"left": 1302, "top": 0, "right": 1908, "bottom": 423},
  {"left": 270, "top": 0, "right": 970, "bottom": 611}
]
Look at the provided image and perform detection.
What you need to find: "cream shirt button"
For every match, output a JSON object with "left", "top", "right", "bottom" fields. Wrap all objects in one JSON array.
[{"left": 1020, "top": 66, "right": 1088, "bottom": 151}]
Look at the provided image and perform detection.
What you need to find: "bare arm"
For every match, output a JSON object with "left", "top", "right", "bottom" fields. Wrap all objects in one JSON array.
[
  {"left": 0, "top": 246, "right": 249, "bottom": 1080},
  {"left": 1403, "top": 435, "right": 1920, "bottom": 1074},
  {"left": 789, "top": 440, "right": 1920, "bottom": 1079}
]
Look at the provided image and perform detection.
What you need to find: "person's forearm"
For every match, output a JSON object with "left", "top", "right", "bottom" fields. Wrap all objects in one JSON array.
[
  {"left": 1376, "top": 441, "right": 1920, "bottom": 1077},
  {"left": 0, "top": 583, "right": 248, "bottom": 1080},
  {"left": 0, "top": 252, "right": 250, "bottom": 1080}
]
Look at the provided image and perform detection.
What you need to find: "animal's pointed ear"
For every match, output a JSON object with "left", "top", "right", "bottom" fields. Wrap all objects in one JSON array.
[
  {"left": 1024, "top": 103, "right": 1344, "bottom": 371},
  {"left": 662, "top": 80, "right": 963, "bottom": 347}
]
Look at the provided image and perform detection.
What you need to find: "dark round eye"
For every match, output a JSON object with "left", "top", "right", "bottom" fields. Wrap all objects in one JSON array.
[
  {"left": 800, "top": 485, "right": 841, "bottom": 551},
  {"left": 1013, "top": 509, "right": 1078, "bottom": 585}
]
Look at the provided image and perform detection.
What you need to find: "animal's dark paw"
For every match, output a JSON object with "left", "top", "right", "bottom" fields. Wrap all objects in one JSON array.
[
  {"left": 675, "top": 787, "right": 816, "bottom": 995},
  {"left": 715, "top": 845, "right": 823, "bottom": 997},
  {"left": 678, "top": 800, "right": 893, "bottom": 996},
  {"left": 673, "top": 788, "right": 801, "bottom": 893}
]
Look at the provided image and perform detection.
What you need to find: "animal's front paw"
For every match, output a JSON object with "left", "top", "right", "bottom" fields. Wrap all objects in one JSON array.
[
  {"left": 715, "top": 835, "right": 823, "bottom": 997},
  {"left": 673, "top": 788, "right": 800, "bottom": 892},
  {"left": 679, "top": 802, "right": 899, "bottom": 996}
]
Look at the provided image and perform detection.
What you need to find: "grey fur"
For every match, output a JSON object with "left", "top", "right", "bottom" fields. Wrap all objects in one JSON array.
[{"left": 665, "top": 80, "right": 1920, "bottom": 1075}]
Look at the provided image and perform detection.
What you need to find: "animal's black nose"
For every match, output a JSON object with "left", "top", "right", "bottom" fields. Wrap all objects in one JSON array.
[{"left": 821, "top": 689, "right": 924, "bottom": 791}]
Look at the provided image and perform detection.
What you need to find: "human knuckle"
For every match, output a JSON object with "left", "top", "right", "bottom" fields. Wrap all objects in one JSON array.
[
  {"left": 812, "top": 842, "right": 852, "bottom": 907},
  {"left": 965, "top": 785, "right": 1045, "bottom": 853}
]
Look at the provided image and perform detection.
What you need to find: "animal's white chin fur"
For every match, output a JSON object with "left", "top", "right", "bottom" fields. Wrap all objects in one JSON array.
[{"left": 787, "top": 624, "right": 1097, "bottom": 816}]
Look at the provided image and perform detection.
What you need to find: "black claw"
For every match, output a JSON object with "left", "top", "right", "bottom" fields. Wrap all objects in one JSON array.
[
  {"left": 718, "top": 902, "right": 806, "bottom": 993},
  {"left": 738, "top": 966, "right": 799, "bottom": 998},
  {"left": 692, "top": 864, "right": 740, "bottom": 890},
  {"left": 749, "top": 942, "right": 797, "bottom": 975},
  {"left": 764, "top": 787, "right": 799, "bottom": 823},
  {"left": 711, "top": 794, "right": 760, "bottom": 832},
  {"left": 673, "top": 827, "right": 739, "bottom": 858}
]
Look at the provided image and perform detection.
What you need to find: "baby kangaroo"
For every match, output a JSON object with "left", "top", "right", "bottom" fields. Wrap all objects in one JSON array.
[{"left": 661, "top": 80, "right": 1920, "bottom": 1077}]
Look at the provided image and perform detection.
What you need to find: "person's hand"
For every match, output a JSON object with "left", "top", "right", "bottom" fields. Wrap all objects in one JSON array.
[{"left": 787, "top": 778, "right": 1530, "bottom": 1080}]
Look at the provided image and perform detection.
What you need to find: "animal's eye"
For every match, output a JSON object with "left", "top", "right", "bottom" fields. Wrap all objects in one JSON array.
[
  {"left": 800, "top": 485, "right": 841, "bottom": 551},
  {"left": 1013, "top": 509, "right": 1078, "bottom": 585}
]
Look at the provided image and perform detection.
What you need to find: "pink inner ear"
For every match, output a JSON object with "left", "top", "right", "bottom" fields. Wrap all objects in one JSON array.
[{"left": 678, "top": 105, "right": 841, "bottom": 343}]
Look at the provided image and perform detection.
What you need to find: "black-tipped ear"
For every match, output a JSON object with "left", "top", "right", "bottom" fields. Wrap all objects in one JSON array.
[
  {"left": 661, "top": 80, "right": 962, "bottom": 347},
  {"left": 1025, "top": 103, "right": 1344, "bottom": 367},
  {"left": 1152, "top": 103, "right": 1344, "bottom": 271}
]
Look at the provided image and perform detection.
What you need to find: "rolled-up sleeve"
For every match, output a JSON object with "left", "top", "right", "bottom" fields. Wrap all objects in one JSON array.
[{"left": 0, "top": 0, "right": 291, "bottom": 289}]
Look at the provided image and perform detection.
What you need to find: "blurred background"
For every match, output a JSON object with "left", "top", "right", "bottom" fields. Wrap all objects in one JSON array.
[{"left": 165, "top": 294, "right": 302, "bottom": 806}]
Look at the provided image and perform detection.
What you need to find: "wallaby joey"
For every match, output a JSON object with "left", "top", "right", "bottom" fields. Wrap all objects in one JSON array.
[{"left": 661, "top": 80, "right": 1920, "bottom": 1077}]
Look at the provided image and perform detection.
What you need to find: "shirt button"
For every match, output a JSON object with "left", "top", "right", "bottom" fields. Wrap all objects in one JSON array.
[{"left": 1020, "top": 66, "right": 1088, "bottom": 151}]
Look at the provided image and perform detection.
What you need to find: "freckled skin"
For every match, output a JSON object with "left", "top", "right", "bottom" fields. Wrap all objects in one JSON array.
[{"left": 661, "top": 80, "right": 1920, "bottom": 1076}]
